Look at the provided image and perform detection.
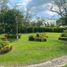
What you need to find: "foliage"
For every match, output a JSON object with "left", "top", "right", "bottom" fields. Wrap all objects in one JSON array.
[
  {"left": 18, "top": 27, "right": 65, "bottom": 33},
  {"left": 50, "top": 0, "right": 67, "bottom": 17},
  {"left": 51, "top": 0, "right": 67, "bottom": 26},
  {"left": 56, "top": 15, "right": 67, "bottom": 26},
  {"left": 29, "top": 35, "right": 34, "bottom": 41},
  {"left": 29, "top": 33, "right": 47, "bottom": 42},
  {"left": 0, "top": 40, "right": 12, "bottom": 54},
  {"left": 4, "top": 9, "right": 24, "bottom": 34},
  {"left": 0, "top": 8, "right": 24, "bottom": 37},
  {"left": 59, "top": 37, "right": 67, "bottom": 40},
  {"left": 61, "top": 29, "right": 67, "bottom": 37},
  {"left": 0, "top": 33, "right": 67, "bottom": 65},
  {"left": 5, "top": 34, "right": 21, "bottom": 39},
  {"left": 59, "top": 29, "right": 67, "bottom": 40}
]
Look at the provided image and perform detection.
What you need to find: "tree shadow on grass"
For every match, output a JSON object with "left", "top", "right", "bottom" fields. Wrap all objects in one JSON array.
[
  {"left": 7, "top": 39, "right": 17, "bottom": 43},
  {"left": 57, "top": 40, "right": 67, "bottom": 54}
]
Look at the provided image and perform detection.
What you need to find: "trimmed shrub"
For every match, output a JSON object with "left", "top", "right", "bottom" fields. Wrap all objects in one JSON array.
[
  {"left": 5, "top": 34, "right": 21, "bottom": 39},
  {"left": 61, "top": 33, "right": 67, "bottom": 37},
  {"left": 29, "top": 35, "right": 34, "bottom": 41},
  {"left": 36, "top": 34, "right": 39, "bottom": 37},
  {"left": 1, "top": 37, "right": 7, "bottom": 41},
  {"left": 59, "top": 37, "right": 67, "bottom": 41},
  {"left": 0, "top": 45, "right": 12, "bottom": 54},
  {"left": 64, "top": 29, "right": 67, "bottom": 33},
  {"left": 0, "top": 40, "right": 12, "bottom": 54},
  {"left": 16, "top": 26, "right": 65, "bottom": 33},
  {"left": 59, "top": 29, "right": 67, "bottom": 41},
  {"left": 29, "top": 33, "right": 47, "bottom": 42}
]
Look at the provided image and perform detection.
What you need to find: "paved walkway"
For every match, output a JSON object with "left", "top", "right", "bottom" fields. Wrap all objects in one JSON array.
[
  {"left": 25, "top": 56, "right": 67, "bottom": 67},
  {"left": 0, "top": 56, "right": 67, "bottom": 67}
]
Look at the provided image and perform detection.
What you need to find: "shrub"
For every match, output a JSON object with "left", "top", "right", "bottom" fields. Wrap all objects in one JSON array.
[
  {"left": 20, "top": 27, "right": 65, "bottom": 33},
  {"left": 1, "top": 37, "right": 7, "bottom": 41},
  {"left": 34, "top": 37, "right": 41, "bottom": 42},
  {"left": 29, "top": 35, "right": 34, "bottom": 41},
  {"left": 0, "top": 45, "right": 12, "bottom": 54},
  {"left": 0, "top": 40, "right": 12, "bottom": 54},
  {"left": 61, "top": 33, "right": 67, "bottom": 37},
  {"left": 59, "top": 29, "right": 67, "bottom": 41},
  {"left": 29, "top": 33, "right": 47, "bottom": 42},
  {"left": 34, "top": 37, "right": 47, "bottom": 42},
  {"left": 42, "top": 33, "right": 48, "bottom": 38},
  {"left": 59, "top": 37, "right": 67, "bottom": 41},
  {"left": 64, "top": 29, "right": 67, "bottom": 33},
  {"left": 5, "top": 34, "right": 21, "bottom": 39},
  {"left": 36, "top": 34, "right": 39, "bottom": 37}
]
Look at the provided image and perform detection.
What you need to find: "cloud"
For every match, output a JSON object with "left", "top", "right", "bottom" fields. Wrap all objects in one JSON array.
[
  {"left": 45, "top": 10, "right": 58, "bottom": 16},
  {"left": 17, "top": 0, "right": 32, "bottom": 6},
  {"left": 39, "top": 2, "right": 59, "bottom": 16},
  {"left": 15, "top": 0, "right": 59, "bottom": 19},
  {"left": 29, "top": 2, "right": 58, "bottom": 16},
  {"left": 17, "top": 0, "right": 32, "bottom": 11}
]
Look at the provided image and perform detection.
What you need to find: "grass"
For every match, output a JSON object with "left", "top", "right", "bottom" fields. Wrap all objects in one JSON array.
[
  {"left": 0, "top": 33, "right": 67, "bottom": 65},
  {"left": 63, "top": 65, "right": 67, "bottom": 67}
]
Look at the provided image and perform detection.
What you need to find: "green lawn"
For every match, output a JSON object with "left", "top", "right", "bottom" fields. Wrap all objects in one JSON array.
[
  {"left": 63, "top": 65, "right": 67, "bottom": 67},
  {"left": 0, "top": 33, "right": 67, "bottom": 65}
]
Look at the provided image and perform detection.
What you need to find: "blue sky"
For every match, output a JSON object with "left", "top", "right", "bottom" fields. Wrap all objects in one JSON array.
[{"left": 8, "top": 0, "right": 60, "bottom": 20}]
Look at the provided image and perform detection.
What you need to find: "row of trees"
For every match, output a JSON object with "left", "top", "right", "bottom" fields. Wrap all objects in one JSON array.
[
  {"left": 0, "top": 9, "right": 24, "bottom": 33},
  {"left": 0, "top": 0, "right": 67, "bottom": 35}
]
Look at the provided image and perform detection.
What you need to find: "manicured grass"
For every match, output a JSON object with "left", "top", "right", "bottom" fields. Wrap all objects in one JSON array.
[
  {"left": 0, "top": 33, "right": 67, "bottom": 65},
  {"left": 63, "top": 65, "right": 67, "bottom": 67}
]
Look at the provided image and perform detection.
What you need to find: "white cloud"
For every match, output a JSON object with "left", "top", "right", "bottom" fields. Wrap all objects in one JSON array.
[
  {"left": 17, "top": 0, "right": 32, "bottom": 11},
  {"left": 31, "top": 3, "right": 58, "bottom": 16},
  {"left": 16, "top": 0, "right": 59, "bottom": 18},
  {"left": 17, "top": 0, "right": 32, "bottom": 6},
  {"left": 45, "top": 10, "right": 58, "bottom": 16},
  {"left": 39, "top": 3, "right": 59, "bottom": 16}
]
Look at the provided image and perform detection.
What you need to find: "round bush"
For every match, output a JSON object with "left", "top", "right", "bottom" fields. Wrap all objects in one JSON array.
[
  {"left": 34, "top": 37, "right": 41, "bottom": 42},
  {"left": 29, "top": 33, "right": 47, "bottom": 42},
  {"left": 0, "top": 45, "right": 12, "bottom": 54},
  {"left": 59, "top": 29, "right": 67, "bottom": 41},
  {"left": 36, "top": 34, "right": 39, "bottom": 37},
  {"left": 29, "top": 35, "right": 34, "bottom": 41},
  {"left": 0, "top": 40, "right": 12, "bottom": 54},
  {"left": 1, "top": 37, "right": 7, "bottom": 41},
  {"left": 5, "top": 34, "right": 21, "bottom": 39},
  {"left": 59, "top": 37, "right": 67, "bottom": 41}
]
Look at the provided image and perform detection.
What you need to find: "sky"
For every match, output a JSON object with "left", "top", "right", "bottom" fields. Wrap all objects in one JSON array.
[{"left": 8, "top": 0, "right": 60, "bottom": 20}]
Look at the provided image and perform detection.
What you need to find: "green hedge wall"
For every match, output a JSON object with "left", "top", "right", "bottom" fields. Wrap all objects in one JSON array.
[
  {"left": 0, "top": 27, "right": 65, "bottom": 34},
  {"left": 18, "top": 27, "right": 65, "bottom": 33}
]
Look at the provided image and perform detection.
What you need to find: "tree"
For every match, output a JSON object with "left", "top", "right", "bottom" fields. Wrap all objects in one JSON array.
[
  {"left": 56, "top": 15, "right": 67, "bottom": 26},
  {"left": 50, "top": 0, "right": 67, "bottom": 25},
  {"left": 0, "top": 0, "right": 9, "bottom": 33},
  {"left": 0, "top": 9, "right": 7, "bottom": 33},
  {"left": 4, "top": 9, "right": 24, "bottom": 39},
  {"left": 24, "top": 8, "right": 37, "bottom": 27},
  {"left": 36, "top": 17, "right": 44, "bottom": 27},
  {"left": 50, "top": 0, "right": 67, "bottom": 17}
]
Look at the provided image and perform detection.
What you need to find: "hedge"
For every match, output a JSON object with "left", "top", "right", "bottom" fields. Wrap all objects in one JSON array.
[
  {"left": 18, "top": 27, "right": 65, "bottom": 33},
  {"left": 0, "top": 27, "right": 65, "bottom": 34}
]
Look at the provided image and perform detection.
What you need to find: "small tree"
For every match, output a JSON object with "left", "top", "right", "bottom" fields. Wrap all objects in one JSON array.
[
  {"left": 50, "top": 0, "right": 67, "bottom": 17},
  {"left": 4, "top": 9, "right": 24, "bottom": 39},
  {"left": 50, "top": 0, "right": 67, "bottom": 26}
]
